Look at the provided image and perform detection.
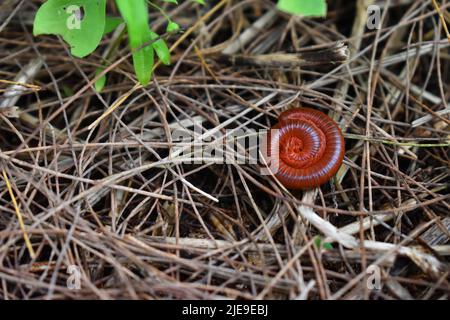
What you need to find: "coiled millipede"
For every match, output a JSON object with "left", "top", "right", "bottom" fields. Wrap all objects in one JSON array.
[{"left": 267, "top": 108, "right": 345, "bottom": 189}]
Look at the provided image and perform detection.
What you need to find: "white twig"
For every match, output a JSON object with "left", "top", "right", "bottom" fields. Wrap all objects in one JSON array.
[
  {"left": 296, "top": 191, "right": 445, "bottom": 278},
  {"left": 222, "top": 9, "right": 277, "bottom": 55},
  {"left": 0, "top": 57, "right": 43, "bottom": 109}
]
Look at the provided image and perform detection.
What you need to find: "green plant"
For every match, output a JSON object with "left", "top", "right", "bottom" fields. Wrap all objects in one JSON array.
[
  {"left": 314, "top": 236, "right": 333, "bottom": 250},
  {"left": 277, "top": 0, "right": 327, "bottom": 17},
  {"left": 33, "top": 0, "right": 183, "bottom": 87},
  {"left": 33, "top": 0, "right": 327, "bottom": 88}
]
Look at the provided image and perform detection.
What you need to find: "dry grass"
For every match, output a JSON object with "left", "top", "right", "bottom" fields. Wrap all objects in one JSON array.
[{"left": 0, "top": 0, "right": 449, "bottom": 299}]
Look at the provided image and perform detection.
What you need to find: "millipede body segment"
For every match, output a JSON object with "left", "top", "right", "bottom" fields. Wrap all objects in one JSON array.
[{"left": 268, "top": 108, "right": 345, "bottom": 189}]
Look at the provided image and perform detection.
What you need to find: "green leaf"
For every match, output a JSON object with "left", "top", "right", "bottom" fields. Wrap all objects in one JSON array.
[
  {"left": 95, "top": 67, "right": 107, "bottom": 92},
  {"left": 314, "top": 236, "right": 333, "bottom": 250},
  {"left": 132, "top": 30, "right": 155, "bottom": 86},
  {"left": 62, "top": 85, "right": 74, "bottom": 97},
  {"left": 277, "top": 0, "right": 327, "bottom": 17},
  {"left": 323, "top": 242, "right": 333, "bottom": 250},
  {"left": 104, "top": 16, "right": 123, "bottom": 35},
  {"left": 33, "top": 0, "right": 106, "bottom": 58},
  {"left": 162, "top": 0, "right": 178, "bottom": 3},
  {"left": 193, "top": 0, "right": 205, "bottom": 4},
  {"left": 166, "top": 21, "right": 180, "bottom": 33},
  {"left": 314, "top": 236, "right": 323, "bottom": 249},
  {"left": 116, "top": 0, "right": 154, "bottom": 85},
  {"left": 150, "top": 31, "right": 170, "bottom": 65}
]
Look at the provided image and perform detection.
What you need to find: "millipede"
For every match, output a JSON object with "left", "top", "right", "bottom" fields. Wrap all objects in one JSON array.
[{"left": 268, "top": 108, "right": 345, "bottom": 190}]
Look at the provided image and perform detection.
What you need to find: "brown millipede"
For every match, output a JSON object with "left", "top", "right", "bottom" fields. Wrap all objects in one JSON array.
[{"left": 268, "top": 108, "right": 345, "bottom": 189}]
